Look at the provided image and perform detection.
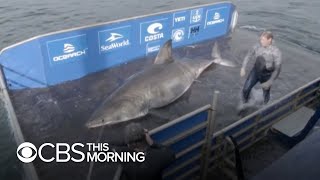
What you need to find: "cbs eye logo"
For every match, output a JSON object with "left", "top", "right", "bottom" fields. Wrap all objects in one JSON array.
[{"left": 17, "top": 142, "right": 37, "bottom": 163}]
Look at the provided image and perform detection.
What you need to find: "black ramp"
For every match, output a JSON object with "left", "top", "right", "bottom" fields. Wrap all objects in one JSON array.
[{"left": 251, "top": 129, "right": 320, "bottom": 180}]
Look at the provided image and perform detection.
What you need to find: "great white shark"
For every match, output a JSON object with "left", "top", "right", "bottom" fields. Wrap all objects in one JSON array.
[{"left": 86, "top": 39, "right": 235, "bottom": 128}]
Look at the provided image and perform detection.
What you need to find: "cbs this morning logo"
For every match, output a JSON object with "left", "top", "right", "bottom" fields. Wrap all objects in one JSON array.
[
  {"left": 17, "top": 142, "right": 37, "bottom": 163},
  {"left": 17, "top": 142, "right": 145, "bottom": 163}
]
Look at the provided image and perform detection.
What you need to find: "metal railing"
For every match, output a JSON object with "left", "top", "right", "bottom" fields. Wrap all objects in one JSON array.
[
  {"left": 149, "top": 76, "right": 320, "bottom": 180},
  {"left": 149, "top": 91, "right": 220, "bottom": 180},
  {"left": 0, "top": 66, "right": 39, "bottom": 180}
]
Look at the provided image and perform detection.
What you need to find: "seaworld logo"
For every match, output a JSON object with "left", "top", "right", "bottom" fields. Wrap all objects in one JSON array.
[
  {"left": 106, "top": 33, "right": 123, "bottom": 42},
  {"left": 99, "top": 26, "right": 131, "bottom": 53},
  {"left": 101, "top": 32, "right": 130, "bottom": 52}
]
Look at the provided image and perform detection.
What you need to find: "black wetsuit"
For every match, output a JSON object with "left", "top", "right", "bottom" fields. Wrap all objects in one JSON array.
[
  {"left": 243, "top": 56, "right": 274, "bottom": 104},
  {"left": 242, "top": 43, "right": 282, "bottom": 104}
]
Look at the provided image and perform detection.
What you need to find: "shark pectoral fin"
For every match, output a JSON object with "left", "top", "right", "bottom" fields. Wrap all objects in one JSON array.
[
  {"left": 154, "top": 39, "right": 174, "bottom": 64},
  {"left": 149, "top": 109, "right": 172, "bottom": 121},
  {"left": 213, "top": 58, "right": 237, "bottom": 67}
]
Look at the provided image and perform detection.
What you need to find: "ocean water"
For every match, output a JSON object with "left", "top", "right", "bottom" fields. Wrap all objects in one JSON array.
[{"left": 1, "top": 0, "right": 320, "bottom": 179}]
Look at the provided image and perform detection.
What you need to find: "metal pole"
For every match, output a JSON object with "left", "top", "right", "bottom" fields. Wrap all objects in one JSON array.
[
  {"left": 201, "top": 90, "right": 219, "bottom": 180},
  {"left": 112, "top": 164, "right": 123, "bottom": 180},
  {"left": 0, "top": 66, "right": 39, "bottom": 180}
]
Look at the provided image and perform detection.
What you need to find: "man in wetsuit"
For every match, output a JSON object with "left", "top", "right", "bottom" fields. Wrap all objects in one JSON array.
[
  {"left": 240, "top": 31, "right": 282, "bottom": 107},
  {"left": 120, "top": 122, "right": 176, "bottom": 180}
]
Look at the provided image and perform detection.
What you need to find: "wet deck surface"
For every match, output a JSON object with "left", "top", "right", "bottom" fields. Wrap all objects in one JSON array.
[{"left": 9, "top": 29, "right": 320, "bottom": 180}]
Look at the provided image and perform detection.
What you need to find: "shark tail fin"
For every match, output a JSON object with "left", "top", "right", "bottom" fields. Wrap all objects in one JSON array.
[{"left": 211, "top": 42, "right": 237, "bottom": 68}]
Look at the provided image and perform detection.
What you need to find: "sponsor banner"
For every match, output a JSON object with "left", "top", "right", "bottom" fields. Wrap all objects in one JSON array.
[
  {"left": 98, "top": 25, "right": 131, "bottom": 53},
  {"left": 188, "top": 24, "right": 201, "bottom": 39},
  {"left": 190, "top": 8, "right": 203, "bottom": 24},
  {"left": 140, "top": 18, "right": 169, "bottom": 44},
  {"left": 47, "top": 34, "right": 88, "bottom": 65},
  {"left": 1, "top": 2, "right": 235, "bottom": 89},
  {"left": 205, "top": 7, "right": 228, "bottom": 28},
  {"left": 172, "top": 28, "right": 185, "bottom": 43},
  {"left": 173, "top": 11, "right": 188, "bottom": 26},
  {"left": 146, "top": 41, "right": 161, "bottom": 55}
]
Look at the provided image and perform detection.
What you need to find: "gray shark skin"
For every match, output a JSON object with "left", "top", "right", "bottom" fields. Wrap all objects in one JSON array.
[{"left": 86, "top": 39, "right": 235, "bottom": 128}]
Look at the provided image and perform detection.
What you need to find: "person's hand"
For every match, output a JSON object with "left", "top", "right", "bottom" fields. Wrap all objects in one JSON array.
[
  {"left": 261, "top": 81, "right": 271, "bottom": 90},
  {"left": 240, "top": 68, "right": 246, "bottom": 77},
  {"left": 144, "top": 129, "right": 154, "bottom": 146}
]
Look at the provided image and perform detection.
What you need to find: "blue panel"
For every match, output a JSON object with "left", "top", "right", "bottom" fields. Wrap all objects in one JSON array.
[
  {"left": 170, "top": 128, "right": 206, "bottom": 153},
  {"left": 0, "top": 40, "right": 47, "bottom": 89},
  {"left": 298, "top": 92, "right": 316, "bottom": 105},
  {"left": 164, "top": 158, "right": 201, "bottom": 180},
  {"left": 261, "top": 94, "right": 296, "bottom": 116},
  {"left": 258, "top": 105, "right": 293, "bottom": 129},
  {"left": 0, "top": 2, "right": 235, "bottom": 90},
  {"left": 211, "top": 137, "right": 216, "bottom": 147},
  {"left": 238, "top": 136, "right": 252, "bottom": 149},
  {"left": 151, "top": 111, "right": 208, "bottom": 143},
  {"left": 224, "top": 117, "right": 255, "bottom": 136},
  {"left": 237, "top": 130, "right": 265, "bottom": 150},
  {"left": 302, "top": 81, "right": 320, "bottom": 95},
  {"left": 165, "top": 145, "right": 202, "bottom": 172},
  {"left": 234, "top": 128, "right": 254, "bottom": 142}
]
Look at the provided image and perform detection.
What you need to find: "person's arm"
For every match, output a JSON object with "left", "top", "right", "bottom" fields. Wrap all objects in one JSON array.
[{"left": 241, "top": 44, "right": 257, "bottom": 76}]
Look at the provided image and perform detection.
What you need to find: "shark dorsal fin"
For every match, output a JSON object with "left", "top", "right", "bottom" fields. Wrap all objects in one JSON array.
[{"left": 154, "top": 39, "right": 174, "bottom": 64}]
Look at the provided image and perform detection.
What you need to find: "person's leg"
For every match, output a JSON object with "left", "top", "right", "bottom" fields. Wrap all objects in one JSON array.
[
  {"left": 262, "top": 88, "right": 271, "bottom": 104},
  {"left": 255, "top": 56, "right": 273, "bottom": 104},
  {"left": 260, "top": 72, "right": 273, "bottom": 105},
  {"left": 242, "top": 68, "right": 259, "bottom": 103},
  {"left": 260, "top": 70, "right": 273, "bottom": 104}
]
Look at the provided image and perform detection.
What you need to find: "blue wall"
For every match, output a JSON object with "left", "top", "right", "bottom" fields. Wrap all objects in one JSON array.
[{"left": 0, "top": 2, "right": 236, "bottom": 90}]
